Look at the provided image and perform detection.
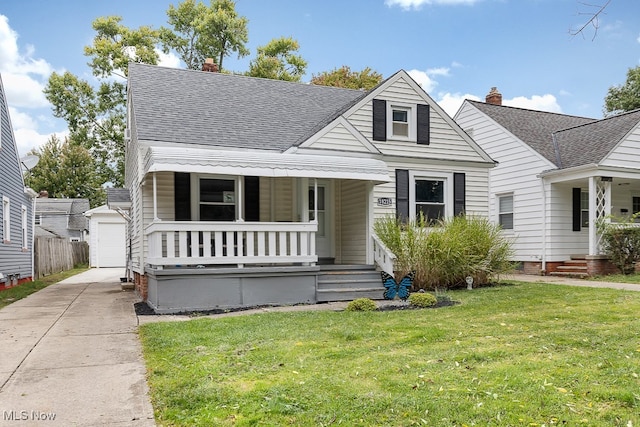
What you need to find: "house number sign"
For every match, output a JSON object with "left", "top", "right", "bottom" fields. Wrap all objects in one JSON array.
[{"left": 377, "top": 197, "right": 393, "bottom": 206}]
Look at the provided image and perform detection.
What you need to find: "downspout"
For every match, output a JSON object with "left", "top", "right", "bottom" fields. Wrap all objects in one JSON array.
[{"left": 539, "top": 178, "right": 547, "bottom": 274}]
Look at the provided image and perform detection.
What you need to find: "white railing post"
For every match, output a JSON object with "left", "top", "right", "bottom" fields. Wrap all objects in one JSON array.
[{"left": 371, "top": 233, "right": 396, "bottom": 275}]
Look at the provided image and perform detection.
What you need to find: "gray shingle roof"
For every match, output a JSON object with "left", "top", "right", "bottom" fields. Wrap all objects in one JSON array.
[
  {"left": 554, "top": 109, "right": 640, "bottom": 168},
  {"left": 128, "top": 63, "right": 366, "bottom": 152},
  {"left": 468, "top": 100, "right": 595, "bottom": 166}
]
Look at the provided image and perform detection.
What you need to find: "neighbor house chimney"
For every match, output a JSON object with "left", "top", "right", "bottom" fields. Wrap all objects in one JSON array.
[
  {"left": 485, "top": 87, "right": 502, "bottom": 105},
  {"left": 202, "top": 58, "right": 219, "bottom": 72}
]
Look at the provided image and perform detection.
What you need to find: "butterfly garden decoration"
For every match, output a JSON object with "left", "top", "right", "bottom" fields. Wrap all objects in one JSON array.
[{"left": 380, "top": 271, "right": 415, "bottom": 301}]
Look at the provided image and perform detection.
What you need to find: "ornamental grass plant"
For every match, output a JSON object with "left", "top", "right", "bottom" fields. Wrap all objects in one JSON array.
[{"left": 374, "top": 215, "right": 514, "bottom": 290}]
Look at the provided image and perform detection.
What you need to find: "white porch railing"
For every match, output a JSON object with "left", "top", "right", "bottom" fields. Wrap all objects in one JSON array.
[
  {"left": 145, "top": 221, "right": 317, "bottom": 268},
  {"left": 372, "top": 234, "right": 396, "bottom": 275}
]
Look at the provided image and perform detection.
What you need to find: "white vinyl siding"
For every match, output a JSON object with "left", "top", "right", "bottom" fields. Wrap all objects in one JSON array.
[
  {"left": 303, "top": 122, "right": 374, "bottom": 153},
  {"left": 600, "top": 124, "right": 640, "bottom": 169},
  {"left": 347, "top": 76, "right": 488, "bottom": 163},
  {"left": 456, "top": 102, "right": 555, "bottom": 262},
  {"left": 340, "top": 180, "right": 367, "bottom": 264},
  {"left": 2, "top": 196, "right": 9, "bottom": 243}
]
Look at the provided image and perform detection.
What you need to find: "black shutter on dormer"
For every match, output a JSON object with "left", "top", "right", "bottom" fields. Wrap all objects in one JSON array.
[
  {"left": 174, "top": 172, "right": 191, "bottom": 221},
  {"left": 396, "top": 169, "right": 409, "bottom": 223},
  {"left": 417, "top": 104, "right": 430, "bottom": 145},
  {"left": 572, "top": 188, "right": 581, "bottom": 231},
  {"left": 373, "top": 99, "right": 387, "bottom": 141},
  {"left": 453, "top": 173, "right": 466, "bottom": 216}
]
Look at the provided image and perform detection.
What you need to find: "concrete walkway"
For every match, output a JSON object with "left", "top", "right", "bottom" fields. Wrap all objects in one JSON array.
[
  {"left": 0, "top": 268, "right": 155, "bottom": 426},
  {"left": 503, "top": 273, "right": 640, "bottom": 292}
]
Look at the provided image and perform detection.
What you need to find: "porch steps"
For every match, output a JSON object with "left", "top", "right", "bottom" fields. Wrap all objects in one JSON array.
[
  {"left": 316, "top": 265, "right": 385, "bottom": 302},
  {"left": 549, "top": 256, "right": 589, "bottom": 279}
]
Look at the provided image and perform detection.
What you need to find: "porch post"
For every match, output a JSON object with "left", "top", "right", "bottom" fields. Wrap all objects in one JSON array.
[
  {"left": 152, "top": 172, "right": 159, "bottom": 221},
  {"left": 366, "top": 182, "right": 375, "bottom": 265},
  {"left": 313, "top": 178, "right": 318, "bottom": 224},
  {"left": 237, "top": 177, "right": 244, "bottom": 222},
  {"left": 301, "top": 178, "right": 309, "bottom": 222},
  {"left": 588, "top": 177, "right": 597, "bottom": 255}
]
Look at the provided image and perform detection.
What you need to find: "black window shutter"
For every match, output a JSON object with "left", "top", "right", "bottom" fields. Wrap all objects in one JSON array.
[
  {"left": 174, "top": 172, "right": 191, "bottom": 221},
  {"left": 396, "top": 169, "right": 409, "bottom": 223},
  {"left": 453, "top": 173, "right": 466, "bottom": 216},
  {"left": 244, "top": 176, "right": 260, "bottom": 222},
  {"left": 373, "top": 99, "right": 387, "bottom": 141},
  {"left": 572, "top": 188, "right": 581, "bottom": 231},
  {"left": 417, "top": 104, "right": 430, "bottom": 145}
]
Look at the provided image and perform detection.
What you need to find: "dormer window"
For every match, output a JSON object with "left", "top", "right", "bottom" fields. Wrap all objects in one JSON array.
[
  {"left": 372, "top": 99, "right": 430, "bottom": 144},
  {"left": 392, "top": 107, "right": 409, "bottom": 138}
]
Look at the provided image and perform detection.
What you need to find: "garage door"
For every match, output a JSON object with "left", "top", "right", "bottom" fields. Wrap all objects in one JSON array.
[{"left": 97, "top": 222, "right": 126, "bottom": 267}]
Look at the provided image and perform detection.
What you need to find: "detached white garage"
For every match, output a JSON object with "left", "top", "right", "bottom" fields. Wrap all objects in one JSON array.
[{"left": 85, "top": 205, "right": 127, "bottom": 268}]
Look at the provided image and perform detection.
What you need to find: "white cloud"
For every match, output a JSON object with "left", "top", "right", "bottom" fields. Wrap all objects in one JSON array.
[
  {"left": 156, "top": 49, "right": 181, "bottom": 69},
  {"left": 437, "top": 92, "right": 481, "bottom": 117},
  {"left": 407, "top": 69, "right": 438, "bottom": 92},
  {"left": 426, "top": 67, "right": 450, "bottom": 76},
  {"left": 385, "top": 0, "right": 480, "bottom": 10},
  {"left": 0, "top": 14, "right": 64, "bottom": 155},
  {"left": 504, "top": 94, "right": 562, "bottom": 113}
]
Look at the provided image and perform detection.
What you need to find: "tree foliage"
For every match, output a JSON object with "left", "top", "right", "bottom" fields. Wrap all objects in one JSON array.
[
  {"left": 247, "top": 37, "right": 307, "bottom": 81},
  {"left": 604, "top": 65, "right": 640, "bottom": 116},
  {"left": 160, "top": 0, "right": 249, "bottom": 71},
  {"left": 25, "top": 136, "right": 105, "bottom": 207},
  {"left": 311, "top": 66, "right": 383, "bottom": 90}
]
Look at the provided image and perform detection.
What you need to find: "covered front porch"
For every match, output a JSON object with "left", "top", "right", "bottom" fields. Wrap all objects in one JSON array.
[
  {"left": 135, "top": 147, "right": 391, "bottom": 312},
  {"left": 541, "top": 166, "right": 640, "bottom": 276}
]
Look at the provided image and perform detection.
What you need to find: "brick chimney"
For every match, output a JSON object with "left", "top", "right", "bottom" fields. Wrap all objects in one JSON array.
[
  {"left": 485, "top": 87, "right": 502, "bottom": 106},
  {"left": 202, "top": 58, "right": 219, "bottom": 72}
]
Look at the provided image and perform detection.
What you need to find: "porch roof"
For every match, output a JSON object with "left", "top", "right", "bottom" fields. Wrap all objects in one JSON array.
[{"left": 143, "top": 146, "right": 391, "bottom": 183}]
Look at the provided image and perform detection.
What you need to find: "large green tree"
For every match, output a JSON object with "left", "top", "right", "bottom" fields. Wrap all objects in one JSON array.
[
  {"left": 247, "top": 37, "right": 307, "bottom": 81},
  {"left": 604, "top": 65, "right": 640, "bottom": 116},
  {"left": 311, "top": 66, "right": 382, "bottom": 90},
  {"left": 25, "top": 136, "right": 104, "bottom": 207},
  {"left": 160, "top": 0, "right": 249, "bottom": 71}
]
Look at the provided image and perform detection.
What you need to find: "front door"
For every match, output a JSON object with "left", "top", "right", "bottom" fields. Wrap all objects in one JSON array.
[{"left": 309, "top": 182, "right": 333, "bottom": 259}]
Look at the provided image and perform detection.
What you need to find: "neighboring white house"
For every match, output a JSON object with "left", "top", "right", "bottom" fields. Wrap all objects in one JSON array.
[
  {"left": 123, "top": 62, "right": 496, "bottom": 313},
  {"left": 455, "top": 88, "right": 640, "bottom": 276},
  {"left": 85, "top": 205, "right": 127, "bottom": 268}
]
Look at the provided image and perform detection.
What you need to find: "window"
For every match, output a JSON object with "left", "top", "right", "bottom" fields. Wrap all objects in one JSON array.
[
  {"left": 581, "top": 191, "right": 589, "bottom": 228},
  {"left": 633, "top": 196, "right": 640, "bottom": 216},
  {"left": 199, "top": 178, "right": 236, "bottom": 221},
  {"left": 498, "top": 195, "right": 514, "bottom": 230},
  {"left": 2, "top": 196, "right": 9, "bottom": 243},
  {"left": 415, "top": 179, "right": 446, "bottom": 224},
  {"left": 308, "top": 186, "right": 326, "bottom": 236},
  {"left": 21, "top": 205, "right": 27, "bottom": 249},
  {"left": 35, "top": 214, "right": 41, "bottom": 225},
  {"left": 392, "top": 108, "right": 409, "bottom": 137}
]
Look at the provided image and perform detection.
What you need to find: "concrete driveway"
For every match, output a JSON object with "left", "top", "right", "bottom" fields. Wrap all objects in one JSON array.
[{"left": 0, "top": 268, "right": 155, "bottom": 426}]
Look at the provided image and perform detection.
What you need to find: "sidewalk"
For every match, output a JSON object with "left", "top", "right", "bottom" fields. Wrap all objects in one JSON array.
[
  {"left": 0, "top": 268, "right": 155, "bottom": 426},
  {"left": 503, "top": 273, "right": 640, "bottom": 292}
]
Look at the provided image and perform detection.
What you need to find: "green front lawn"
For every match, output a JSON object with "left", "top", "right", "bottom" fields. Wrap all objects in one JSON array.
[
  {"left": 0, "top": 265, "right": 89, "bottom": 310},
  {"left": 140, "top": 283, "right": 640, "bottom": 426}
]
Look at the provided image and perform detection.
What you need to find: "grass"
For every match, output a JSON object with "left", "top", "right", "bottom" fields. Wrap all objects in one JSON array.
[
  {"left": 0, "top": 265, "right": 89, "bottom": 309},
  {"left": 140, "top": 282, "right": 640, "bottom": 426},
  {"left": 591, "top": 273, "right": 640, "bottom": 284}
]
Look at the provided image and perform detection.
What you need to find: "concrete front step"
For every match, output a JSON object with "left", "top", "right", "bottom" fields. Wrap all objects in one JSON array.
[{"left": 316, "top": 287, "right": 385, "bottom": 302}]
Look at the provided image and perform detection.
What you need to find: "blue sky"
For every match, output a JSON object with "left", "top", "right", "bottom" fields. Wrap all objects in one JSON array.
[{"left": 1, "top": 0, "right": 639, "bottom": 157}]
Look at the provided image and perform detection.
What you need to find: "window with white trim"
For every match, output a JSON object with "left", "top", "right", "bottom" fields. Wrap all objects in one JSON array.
[
  {"left": 387, "top": 104, "right": 415, "bottom": 140},
  {"left": 21, "top": 205, "right": 27, "bottom": 249},
  {"left": 581, "top": 191, "right": 589, "bottom": 228},
  {"left": 409, "top": 172, "right": 453, "bottom": 225},
  {"left": 35, "top": 214, "right": 41, "bottom": 225},
  {"left": 2, "top": 196, "right": 10, "bottom": 243},
  {"left": 498, "top": 194, "right": 514, "bottom": 230}
]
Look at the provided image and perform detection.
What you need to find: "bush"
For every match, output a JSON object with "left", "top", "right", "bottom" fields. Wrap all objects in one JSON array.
[
  {"left": 597, "top": 215, "right": 640, "bottom": 274},
  {"left": 374, "top": 215, "right": 514, "bottom": 290},
  {"left": 345, "top": 298, "right": 377, "bottom": 312},
  {"left": 408, "top": 292, "right": 437, "bottom": 308}
]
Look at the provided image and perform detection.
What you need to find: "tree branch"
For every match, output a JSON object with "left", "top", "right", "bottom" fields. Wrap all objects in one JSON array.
[{"left": 569, "top": 0, "right": 612, "bottom": 40}]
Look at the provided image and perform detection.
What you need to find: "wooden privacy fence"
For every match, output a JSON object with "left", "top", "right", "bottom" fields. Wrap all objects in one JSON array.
[{"left": 34, "top": 237, "right": 89, "bottom": 279}]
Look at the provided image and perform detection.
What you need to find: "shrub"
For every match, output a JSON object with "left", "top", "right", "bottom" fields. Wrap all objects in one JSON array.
[
  {"left": 597, "top": 215, "right": 640, "bottom": 274},
  {"left": 374, "top": 215, "right": 514, "bottom": 290},
  {"left": 345, "top": 298, "right": 377, "bottom": 312},
  {"left": 408, "top": 292, "right": 437, "bottom": 308}
]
